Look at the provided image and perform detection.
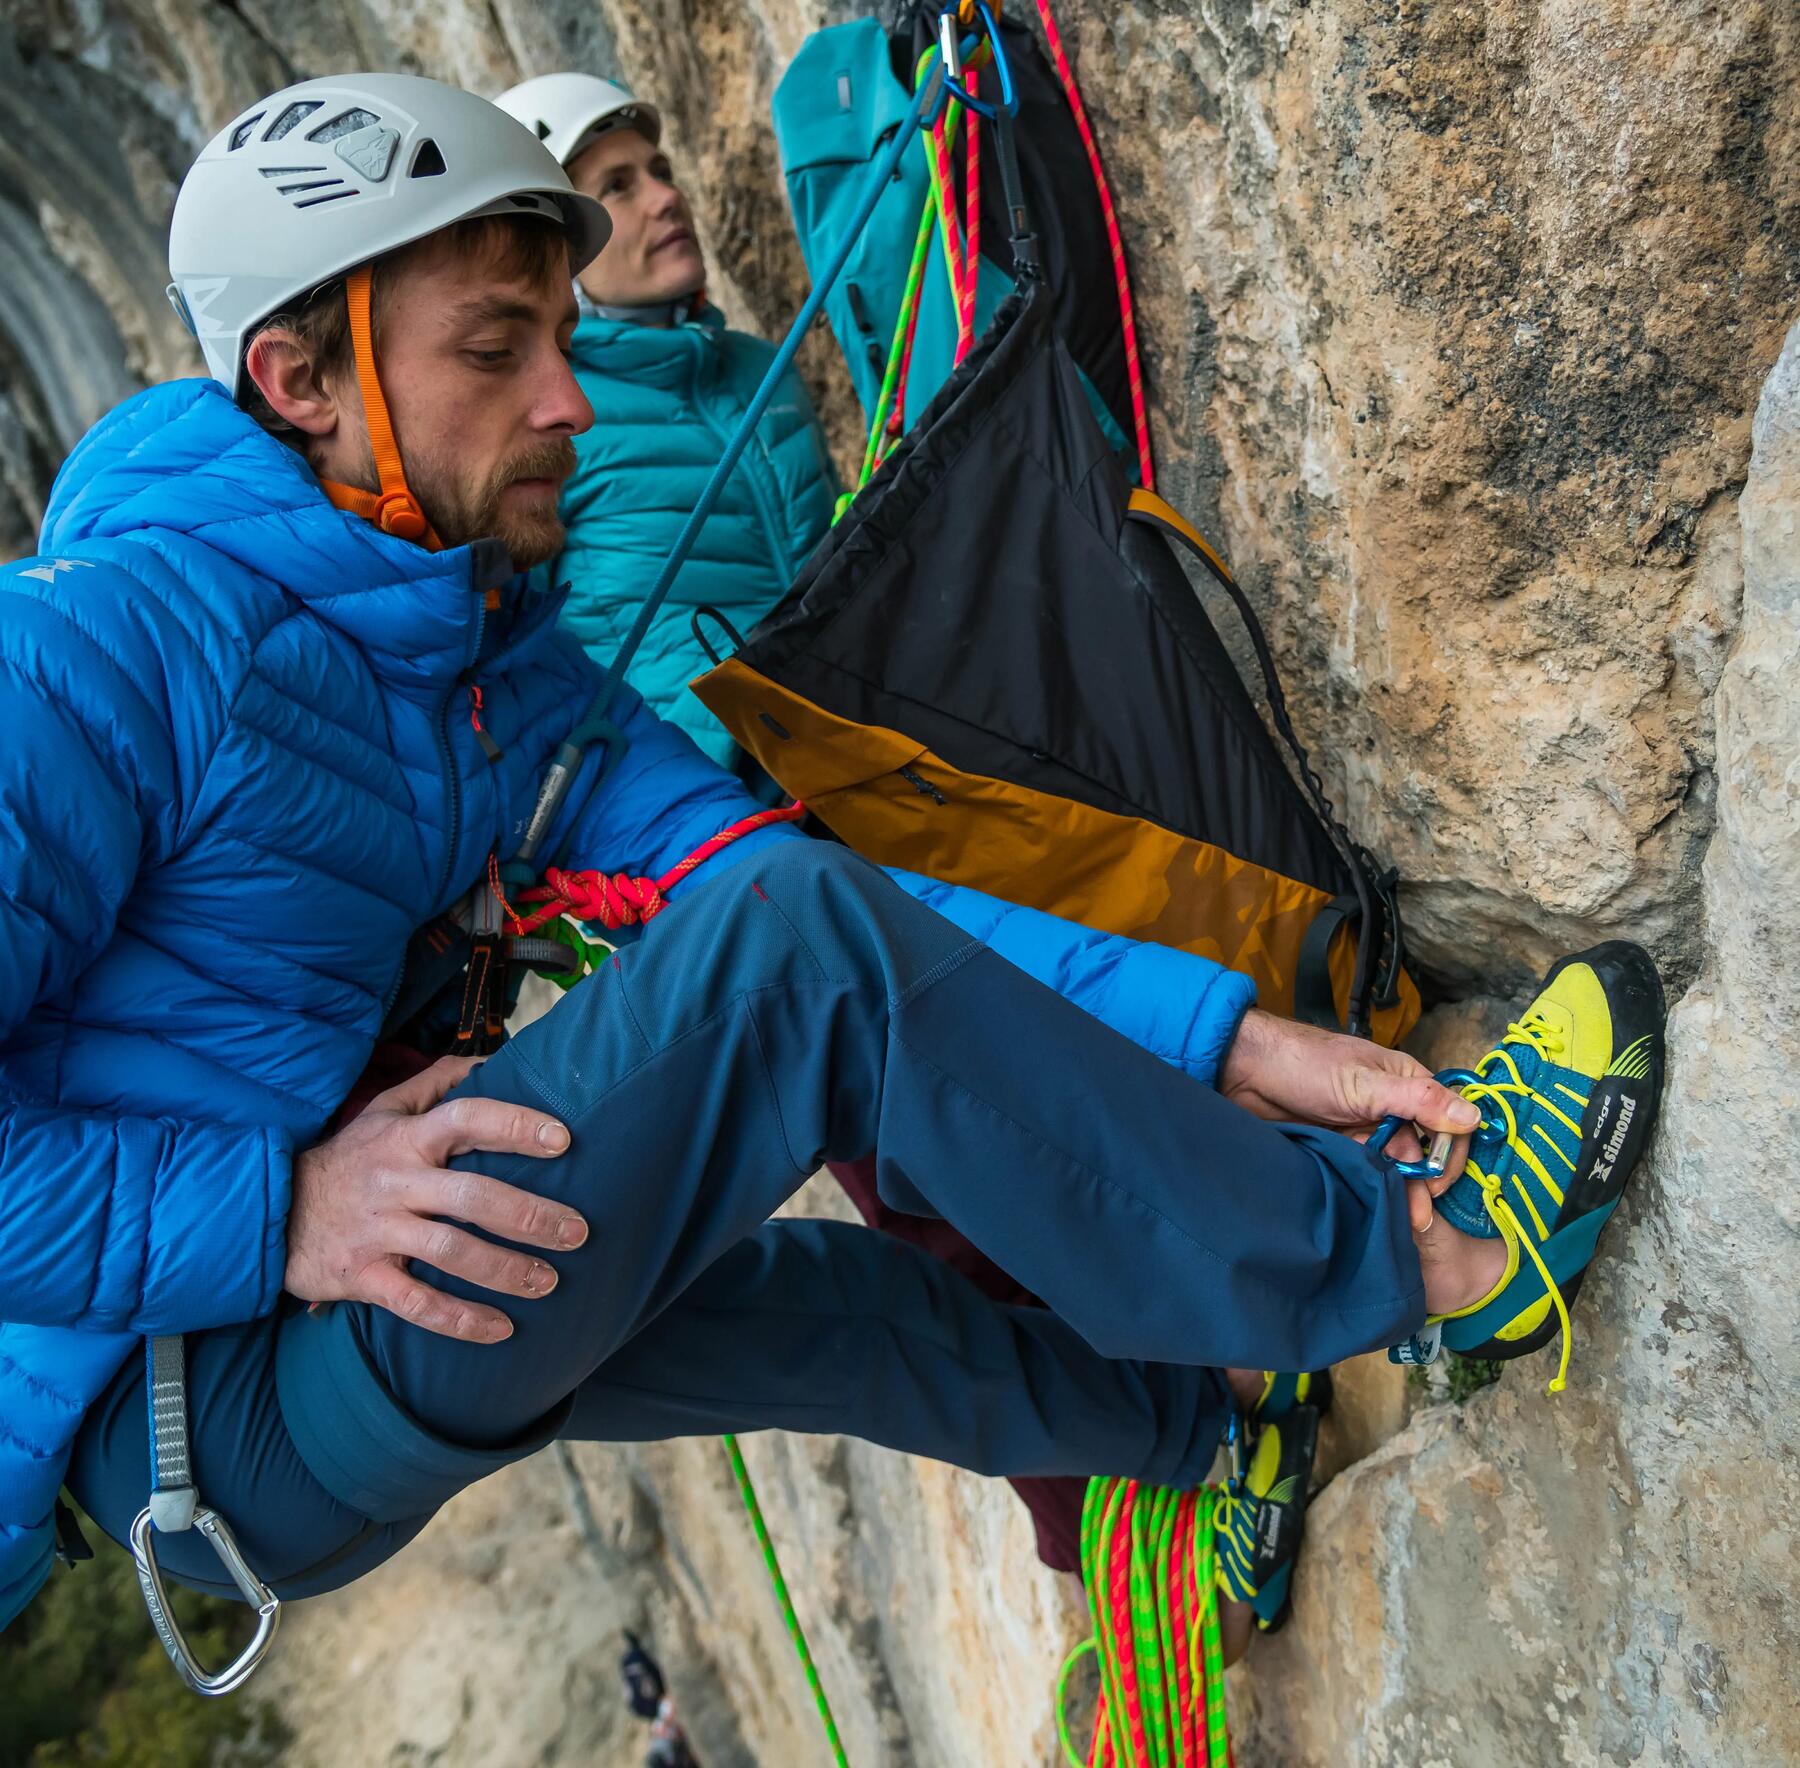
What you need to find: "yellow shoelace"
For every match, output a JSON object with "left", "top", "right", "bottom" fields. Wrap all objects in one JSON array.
[{"left": 1453, "top": 1011, "right": 1577, "bottom": 1394}]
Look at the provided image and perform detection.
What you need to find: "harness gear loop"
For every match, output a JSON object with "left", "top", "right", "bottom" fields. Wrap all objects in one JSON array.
[
  {"left": 317, "top": 265, "right": 442, "bottom": 549},
  {"left": 131, "top": 1335, "right": 281, "bottom": 1696}
]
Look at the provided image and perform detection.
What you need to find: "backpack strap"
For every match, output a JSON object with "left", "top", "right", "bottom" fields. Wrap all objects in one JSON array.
[{"left": 1125, "top": 488, "right": 1388, "bottom": 1035}]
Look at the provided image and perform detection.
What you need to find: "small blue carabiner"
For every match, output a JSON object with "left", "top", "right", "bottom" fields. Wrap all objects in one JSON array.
[
  {"left": 932, "top": 0, "right": 1019, "bottom": 121},
  {"left": 1366, "top": 1067, "right": 1487, "bottom": 1178}
]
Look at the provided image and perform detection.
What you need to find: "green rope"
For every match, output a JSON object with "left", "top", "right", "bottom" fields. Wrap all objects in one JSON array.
[
  {"left": 854, "top": 197, "right": 937, "bottom": 491},
  {"left": 1060, "top": 1477, "right": 1232, "bottom": 1768},
  {"left": 721, "top": 1434, "right": 849, "bottom": 1767}
]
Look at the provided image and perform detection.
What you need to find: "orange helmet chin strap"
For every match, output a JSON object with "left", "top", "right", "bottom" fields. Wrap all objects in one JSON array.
[{"left": 317, "top": 265, "right": 441, "bottom": 550}]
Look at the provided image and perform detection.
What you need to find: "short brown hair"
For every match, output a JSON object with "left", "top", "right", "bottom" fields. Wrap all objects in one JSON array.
[{"left": 240, "top": 213, "right": 572, "bottom": 437}]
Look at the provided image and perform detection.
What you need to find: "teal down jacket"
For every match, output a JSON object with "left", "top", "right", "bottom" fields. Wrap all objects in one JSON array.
[{"left": 555, "top": 305, "right": 840, "bottom": 764}]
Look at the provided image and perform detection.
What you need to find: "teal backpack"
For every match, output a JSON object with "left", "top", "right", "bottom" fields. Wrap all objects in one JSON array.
[{"left": 772, "top": 11, "right": 1135, "bottom": 467}]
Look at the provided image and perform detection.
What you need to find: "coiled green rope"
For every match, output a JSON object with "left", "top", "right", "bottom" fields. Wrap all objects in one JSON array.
[
  {"left": 725, "top": 1436, "right": 1231, "bottom": 1768},
  {"left": 1059, "top": 1478, "right": 1231, "bottom": 1768}
]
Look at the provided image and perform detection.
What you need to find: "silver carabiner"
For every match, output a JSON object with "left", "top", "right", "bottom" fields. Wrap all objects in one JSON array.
[
  {"left": 130, "top": 1504, "right": 281, "bottom": 1697},
  {"left": 937, "top": 7, "right": 964, "bottom": 80}
]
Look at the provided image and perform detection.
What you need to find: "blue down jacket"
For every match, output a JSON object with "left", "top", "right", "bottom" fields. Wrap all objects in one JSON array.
[
  {"left": 555, "top": 305, "right": 839, "bottom": 765},
  {"left": 0, "top": 379, "right": 1253, "bottom": 1627}
]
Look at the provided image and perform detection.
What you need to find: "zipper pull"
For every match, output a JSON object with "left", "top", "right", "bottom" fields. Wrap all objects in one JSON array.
[{"left": 468, "top": 684, "right": 503, "bottom": 764}]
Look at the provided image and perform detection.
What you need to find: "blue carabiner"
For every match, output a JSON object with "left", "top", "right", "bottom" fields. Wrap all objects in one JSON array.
[
  {"left": 933, "top": 0, "right": 1019, "bottom": 121},
  {"left": 1366, "top": 1067, "right": 1488, "bottom": 1179}
]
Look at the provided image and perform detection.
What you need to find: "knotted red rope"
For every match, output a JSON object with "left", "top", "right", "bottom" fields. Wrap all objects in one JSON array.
[{"left": 491, "top": 802, "right": 807, "bottom": 936}]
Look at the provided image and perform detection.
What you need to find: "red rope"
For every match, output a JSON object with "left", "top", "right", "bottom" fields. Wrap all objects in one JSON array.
[
  {"left": 957, "top": 69, "right": 982, "bottom": 366},
  {"left": 492, "top": 802, "right": 807, "bottom": 936},
  {"left": 929, "top": 110, "right": 975, "bottom": 370},
  {"left": 1030, "top": 0, "right": 1155, "bottom": 491}
]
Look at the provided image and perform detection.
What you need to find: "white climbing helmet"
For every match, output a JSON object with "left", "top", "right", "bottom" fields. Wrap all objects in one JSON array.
[
  {"left": 168, "top": 72, "right": 611, "bottom": 394},
  {"left": 492, "top": 72, "right": 663, "bottom": 169}
]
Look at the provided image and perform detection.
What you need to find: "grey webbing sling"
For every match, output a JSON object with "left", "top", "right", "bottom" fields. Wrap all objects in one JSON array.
[{"left": 130, "top": 1334, "right": 281, "bottom": 1694}]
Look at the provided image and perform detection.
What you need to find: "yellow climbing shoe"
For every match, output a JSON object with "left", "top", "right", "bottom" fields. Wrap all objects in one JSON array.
[
  {"left": 1213, "top": 1405, "right": 1320, "bottom": 1633},
  {"left": 1418, "top": 942, "right": 1666, "bottom": 1392}
]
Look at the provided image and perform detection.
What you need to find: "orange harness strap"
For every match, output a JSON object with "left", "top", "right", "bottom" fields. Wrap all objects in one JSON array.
[{"left": 317, "top": 265, "right": 441, "bottom": 549}]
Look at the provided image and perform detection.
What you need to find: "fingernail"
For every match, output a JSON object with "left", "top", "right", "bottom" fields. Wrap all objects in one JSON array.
[
  {"left": 1450, "top": 1100, "right": 1481, "bottom": 1129},
  {"left": 556, "top": 1215, "right": 587, "bottom": 1249},
  {"left": 538, "top": 1122, "right": 570, "bottom": 1152},
  {"left": 488, "top": 1319, "right": 513, "bottom": 1341},
  {"left": 525, "top": 1260, "right": 557, "bottom": 1294}
]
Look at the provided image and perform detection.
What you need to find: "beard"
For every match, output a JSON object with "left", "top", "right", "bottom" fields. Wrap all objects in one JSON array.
[{"left": 408, "top": 438, "right": 579, "bottom": 567}]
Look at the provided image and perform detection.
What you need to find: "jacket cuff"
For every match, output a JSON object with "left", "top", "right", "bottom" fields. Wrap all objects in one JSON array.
[
  {"left": 1184, "top": 967, "right": 1259, "bottom": 1086},
  {"left": 129, "top": 1122, "right": 293, "bottom": 1334}
]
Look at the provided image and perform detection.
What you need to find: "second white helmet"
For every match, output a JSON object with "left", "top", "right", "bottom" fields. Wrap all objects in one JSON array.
[
  {"left": 493, "top": 73, "right": 663, "bottom": 169},
  {"left": 168, "top": 72, "right": 611, "bottom": 394}
]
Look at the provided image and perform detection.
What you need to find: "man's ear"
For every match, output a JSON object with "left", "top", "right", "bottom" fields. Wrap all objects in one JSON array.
[{"left": 243, "top": 327, "right": 340, "bottom": 438}]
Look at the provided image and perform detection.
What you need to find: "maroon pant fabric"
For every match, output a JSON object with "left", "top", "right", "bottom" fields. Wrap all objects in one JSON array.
[{"left": 828, "top": 1156, "right": 1085, "bottom": 1572}]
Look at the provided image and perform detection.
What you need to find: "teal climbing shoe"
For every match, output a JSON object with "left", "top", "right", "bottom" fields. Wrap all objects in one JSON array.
[
  {"left": 1213, "top": 1404, "right": 1320, "bottom": 1634},
  {"left": 1415, "top": 941, "right": 1666, "bottom": 1392}
]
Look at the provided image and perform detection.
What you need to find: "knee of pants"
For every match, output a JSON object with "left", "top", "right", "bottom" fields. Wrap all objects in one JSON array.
[{"left": 725, "top": 836, "right": 975, "bottom": 996}]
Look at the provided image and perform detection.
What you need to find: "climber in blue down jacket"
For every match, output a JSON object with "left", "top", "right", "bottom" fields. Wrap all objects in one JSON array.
[
  {"left": 0, "top": 75, "right": 1499, "bottom": 1674},
  {"left": 495, "top": 73, "right": 839, "bottom": 769}
]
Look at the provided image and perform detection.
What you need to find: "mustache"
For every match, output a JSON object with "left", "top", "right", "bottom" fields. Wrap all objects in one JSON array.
[{"left": 502, "top": 440, "right": 578, "bottom": 486}]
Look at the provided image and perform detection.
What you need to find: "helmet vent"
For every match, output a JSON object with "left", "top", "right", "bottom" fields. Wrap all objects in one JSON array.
[
  {"left": 308, "top": 107, "right": 381, "bottom": 144},
  {"left": 409, "top": 138, "right": 447, "bottom": 178},
  {"left": 228, "top": 113, "right": 265, "bottom": 150},
  {"left": 259, "top": 165, "right": 328, "bottom": 178},
  {"left": 264, "top": 101, "right": 323, "bottom": 142},
  {"left": 292, "top": 187, "right": 359, "bottom": 210}
]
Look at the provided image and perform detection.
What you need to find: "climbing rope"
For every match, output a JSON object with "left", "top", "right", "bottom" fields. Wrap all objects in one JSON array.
[
  {"left": 1059, "top": 1478, "right": 1233, "bottom": 1768},
  {"left": 723, "top": 1434, "right": 851, "bottom": 1768},
  {"left": 720, "top": 1453, "right": 1235, "bottom": 1768},
  {"left": 488, "top": 802, "right": 807, "bottom": 937},
  {"left": 847, "top": 45, "right": 985, "bottom": 513},
  {"left": 852, "top": 188, "right": 938, "bottom": 498},
  {"left": 1028, "top": 0, "right": 1155, "bottom": 490},
  {"left": 958, "top": 68, "right": 982, "bottom": 362}
]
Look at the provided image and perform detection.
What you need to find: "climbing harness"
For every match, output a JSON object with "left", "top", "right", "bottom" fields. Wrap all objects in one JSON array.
[{"left": 132, "top": 1336, "right": 281, "bottom": 1695}]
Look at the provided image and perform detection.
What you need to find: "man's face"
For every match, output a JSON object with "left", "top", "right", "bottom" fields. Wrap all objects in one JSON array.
[
  {"left": 359, "top": 230, "right": 592, "bottom": 565},
  {"left": 566, "top": 127, "right": 706, "bottom": 308}
]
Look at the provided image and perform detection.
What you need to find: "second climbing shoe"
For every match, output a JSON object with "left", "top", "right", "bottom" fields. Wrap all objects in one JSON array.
[{"left": 1213, "top": 1404, "right": 1320, "bottom": 1634}]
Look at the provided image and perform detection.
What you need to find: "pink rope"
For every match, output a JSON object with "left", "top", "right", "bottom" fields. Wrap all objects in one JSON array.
[
  {"left": 957, "top": 69, "right": 982, "bottom": 364},
  {"left": 1030, "top": 0, "right": 1155, "bottom": 490},
  {"left": 929, "top": 109, "right": 970, "bottom": 336}
]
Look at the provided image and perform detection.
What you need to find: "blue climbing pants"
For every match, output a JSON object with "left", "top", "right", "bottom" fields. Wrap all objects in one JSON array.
[{"left": 68, "top": 840, "right": 1424, "bottom": 1601}]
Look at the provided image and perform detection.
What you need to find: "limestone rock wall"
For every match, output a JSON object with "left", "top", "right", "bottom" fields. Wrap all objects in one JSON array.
[{"left": 5, "top": 2, "right": 1799, "bottom": 1763}]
